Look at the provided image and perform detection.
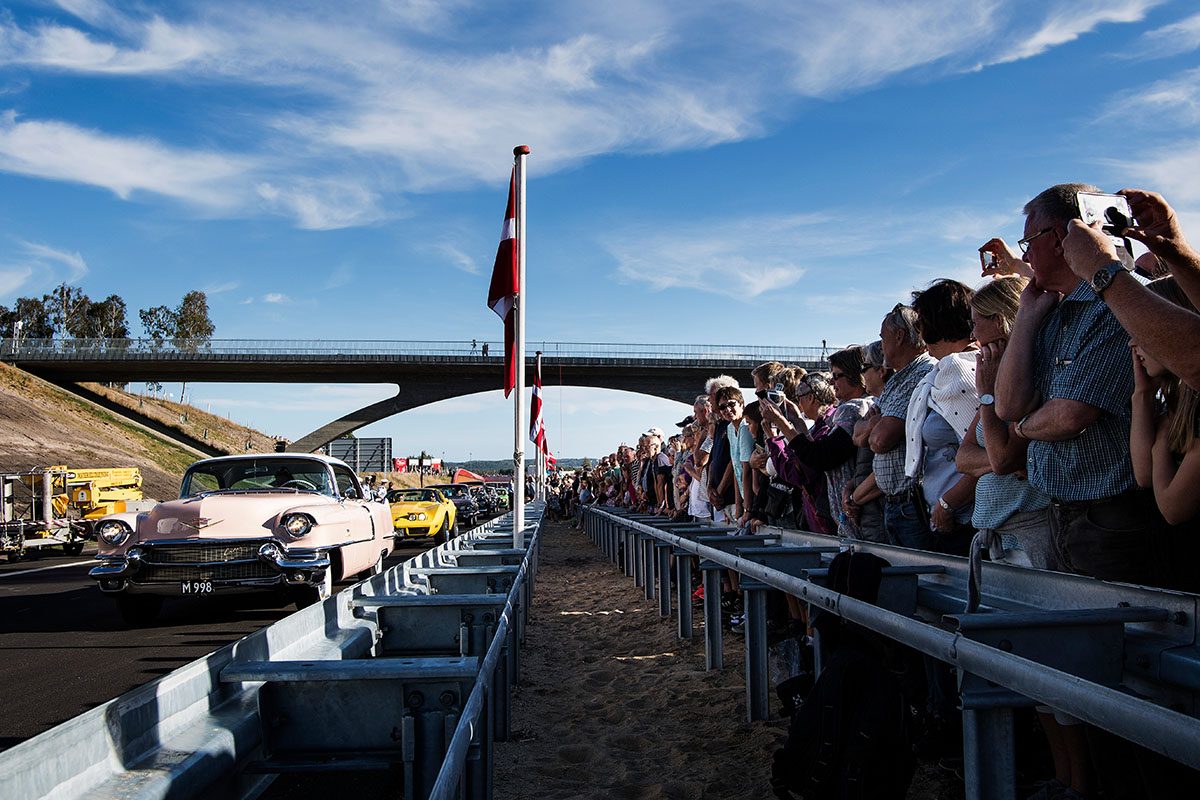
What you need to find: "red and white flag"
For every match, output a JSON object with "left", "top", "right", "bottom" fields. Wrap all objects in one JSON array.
[
  {"left": 487, "top": 167, "right": 520, "bottom": 397},
  {"left": 529, "top": 351, "right": 545, "bottom": 452}
]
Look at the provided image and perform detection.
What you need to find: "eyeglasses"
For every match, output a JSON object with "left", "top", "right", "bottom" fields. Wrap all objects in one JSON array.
[
  {"left": 717, "top": 401, "right": 741, "bottom": 411},
  {"left": 830, "top": 371, "right": 846, "bottom": 381},
  {"left": 1018, "top": 227, "right": 1053, "bottom": 253},
  {"left": 864, "top": 364, "right": 881, "bottom": 372}
]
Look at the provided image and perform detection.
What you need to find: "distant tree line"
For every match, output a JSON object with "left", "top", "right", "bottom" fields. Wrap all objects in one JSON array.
[{"left": 1, "top": 283, "right": 215, "bottom": 348}]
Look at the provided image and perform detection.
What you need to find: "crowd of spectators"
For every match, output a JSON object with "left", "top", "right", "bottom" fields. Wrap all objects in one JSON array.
[{"left": 545, "top": 185, "right": 1200, "bottom": 800}]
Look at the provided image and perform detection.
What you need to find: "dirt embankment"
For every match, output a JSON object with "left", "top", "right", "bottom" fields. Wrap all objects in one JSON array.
[
  {"left": 0, "top": 364, "right": 271, "bottom": 500},
  {"left": 81, "top": 382, "right": 278, "bottom": 456}
]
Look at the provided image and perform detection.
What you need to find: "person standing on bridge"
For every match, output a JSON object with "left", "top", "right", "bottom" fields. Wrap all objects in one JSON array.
[{"left": 481, "top": 342, "right": 489, "bottom": 357}]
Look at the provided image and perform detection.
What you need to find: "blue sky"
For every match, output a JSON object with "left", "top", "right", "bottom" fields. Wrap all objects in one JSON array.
[{"left": 1, "top": 1, "right": 1199, "bottom": 461}]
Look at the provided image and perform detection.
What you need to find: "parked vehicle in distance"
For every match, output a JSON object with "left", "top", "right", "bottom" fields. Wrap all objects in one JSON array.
[
  {"left": 468, "top": 484, "right": 497, "bottom": 517},
  {"left": 90, "top": 453, "right": 394, "bottom": 624},
  {"left": 491, "top": 485, "right": 513, "bottom": 510},
  {"left": 427, "top": 483, "right": 481, "bottom": 526},
  {"left": 387, "top": 487, "right": 457, "bottom": 543}
]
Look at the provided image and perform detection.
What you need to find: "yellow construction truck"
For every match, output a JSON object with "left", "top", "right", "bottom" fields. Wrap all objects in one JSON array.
[{"left": 1, "top": 467, "right": 150, "bottom": 559}]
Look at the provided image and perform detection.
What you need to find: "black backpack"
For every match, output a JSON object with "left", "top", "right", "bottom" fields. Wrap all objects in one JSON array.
[{"left": 770, "top": 551, "right": 915, "bottom": 800}]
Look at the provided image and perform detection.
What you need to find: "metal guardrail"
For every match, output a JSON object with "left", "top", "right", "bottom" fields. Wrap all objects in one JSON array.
[
  {"left": 584, "top": 507, "right": 1200, "bottom": 800},
  {"left": 0, "top": 338, "right": 831, "bottom": 363},
  {"left": 0, "top": 506, "right": 543, "bottom": 800}
]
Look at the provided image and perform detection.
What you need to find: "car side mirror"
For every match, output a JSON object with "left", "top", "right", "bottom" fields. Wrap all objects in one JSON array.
[{"left": 343, "top": 488, "right": 361, "bottom": 500}]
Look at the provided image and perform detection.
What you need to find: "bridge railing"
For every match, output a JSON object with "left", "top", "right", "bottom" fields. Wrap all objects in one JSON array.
[{"left": 0, "top": 338, "right": 831, "bottom": 363}]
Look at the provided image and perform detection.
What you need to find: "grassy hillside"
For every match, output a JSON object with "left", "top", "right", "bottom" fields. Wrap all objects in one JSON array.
[
  {"left": 81, "top": 382, "right": 278, "bottom": 456},
  {"left": 0, "top": 363, "right": 202, "bottom": 500}
]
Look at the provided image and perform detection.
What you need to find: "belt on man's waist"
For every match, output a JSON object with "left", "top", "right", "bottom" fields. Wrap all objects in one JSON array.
[
  {"left": 883, "top": 485, "right": 922, "bottom": 503},
  {"left": 1050, "top": 487, "right": 1146, "bottom": 512}
]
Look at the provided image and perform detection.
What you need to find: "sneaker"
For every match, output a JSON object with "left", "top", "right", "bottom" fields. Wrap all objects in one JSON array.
[
  {"left": 1026, "top": 779, "right": 1067, "bottom": 800},
  {"left": 692, "top": 586, "right": 705, "bottom": 605},
  {"left": 729, "top": 614, "right": 745, "bottom": 634}
]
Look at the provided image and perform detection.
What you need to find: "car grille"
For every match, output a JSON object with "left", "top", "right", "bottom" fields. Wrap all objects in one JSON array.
[
  {"left": 138, "top": 561, "right": 278, "bottom": 582},
  {"left": 402, "top": 526, "right": 432, "bottom": 537},
  {"left": 133, "top": 541, "right": 280, "bottom": 583},
  {"left": 144, "top": 542, "right": 266, "bottom": 564}
]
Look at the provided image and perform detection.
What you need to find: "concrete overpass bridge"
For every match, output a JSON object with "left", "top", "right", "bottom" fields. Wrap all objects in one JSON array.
[{"left": 1, "top": 339, "right": 829, "bottom": 452}]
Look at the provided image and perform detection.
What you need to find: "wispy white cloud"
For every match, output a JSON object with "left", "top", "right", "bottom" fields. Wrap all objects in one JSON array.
[
  {"left": 434, "top": 242, "right": 479, "bottom": 275},
  {"left": 262, "top": 292, "right": 289, "bottom": 304},
  {"left": 255, "top": 180, "right": 382, "bottom": 230},
  {"left": 607, "top": 213, "right": 826, "bottom": 300},
  {"left": 203, "top": 280, "right": 240, "bottom": 294},
  {"left": 0, "top": 111, "right": 247, "bottom": 207},
  {"left": 989, "top": 0, "right": 1163, "bottom": 65},
  {"left": 323, "top": 263, "right": 354, "bottom": 290},
  {"left": 19, "top": 240, "right": 87, "bottom": 280},
  {"left": 0, "top": 0, "right": 1165, "bottom": 229},
  {"left": 0, "top": 238, "right": 88, "bottom": 298},
  {"left": 1104, "top": 67, "right": 1200, "bottom": 126},
  {"left": 1136, "top": 11, "right": 1200, "bottom": 57},
  {"left": 0, "top": 265, "right": 32, "bottom": 297}
]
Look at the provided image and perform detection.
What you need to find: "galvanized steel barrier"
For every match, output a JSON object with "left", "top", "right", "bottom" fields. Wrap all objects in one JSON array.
[
  {"left": 584, "top": 507, "right": 1200, "bottom": 800},
  {"left": 0, "top": 505, "right": 543, "bottom": 800}
]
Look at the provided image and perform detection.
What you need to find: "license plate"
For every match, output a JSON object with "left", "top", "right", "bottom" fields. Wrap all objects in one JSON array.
[{"left": 180, "top": 580, "right": 214, "bottom": 595}]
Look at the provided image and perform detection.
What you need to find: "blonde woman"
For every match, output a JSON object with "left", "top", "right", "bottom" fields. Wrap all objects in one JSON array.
[{"left": 956, "top": 275, "right": 1053, "bottom": 569}]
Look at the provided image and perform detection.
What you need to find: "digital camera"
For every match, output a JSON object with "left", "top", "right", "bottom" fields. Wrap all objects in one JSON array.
[{"left": 1076, "top": 191, "right": 1135, "bottom": 269}]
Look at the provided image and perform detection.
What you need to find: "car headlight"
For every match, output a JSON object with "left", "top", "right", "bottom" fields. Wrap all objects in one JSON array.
[
  {"left": 418, "top": 512, "right": 427, "bottom": 521},
  {"left": 280, "top": 513, "right": 314, "bottom": 537},
  {"left": 97, "top": 520, "right": 132, "bottom": 546}
]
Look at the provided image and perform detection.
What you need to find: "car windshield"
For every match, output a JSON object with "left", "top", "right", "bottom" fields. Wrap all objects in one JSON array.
[
  {"left": 388, "top": 489, "right": 437, "bottom": 503},
  {"left": 181, "top": 458, "right": 334, "bottom": 498},
  {"left": 433, "top": 485, "right": 468, "bottom": 499}
]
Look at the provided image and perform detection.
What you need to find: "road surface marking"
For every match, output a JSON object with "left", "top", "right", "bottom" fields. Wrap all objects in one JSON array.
[{"left": 0, "top": 560, "right": 95, "bottom": 579}]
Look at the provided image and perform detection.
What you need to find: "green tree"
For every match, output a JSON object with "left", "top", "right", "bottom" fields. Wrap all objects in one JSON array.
[
  {"left": 46, "top": 283, "right": 90, "bottom": 340},
  {"left": 581, "top": 457, "right": 592, "bottom": 471},
  {"left": 88, "top": 295, "right": 129, "bottom": 341},
  {"left": 14, "top": 296, "right": 54, "bottom": 340},
  {"left": 174, "top": 290, "right": 214, "bottom": 352},
  {"left": 139, "top": 304, "right": 176, "bottom": 350}
]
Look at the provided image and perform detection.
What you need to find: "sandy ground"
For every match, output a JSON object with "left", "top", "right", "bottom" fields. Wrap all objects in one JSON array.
[
  {"left": 492, "top": 519, "right": 959, "bottom": 800},
  {"left": 493, "top": 520, "right": 788, "bottom": 800}
]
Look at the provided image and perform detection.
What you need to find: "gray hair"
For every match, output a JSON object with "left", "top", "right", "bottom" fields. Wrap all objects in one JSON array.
[
  {"left": 882, "top": 304, "right": 925, "bottom": 348},
  {"left": 800, "top": 372, "right": 836, "bottom": 406},
  {"left": 1022, "top": 182, "right": 1102, "bottom": 227},
  {"left": 693, "top": 393, "right": 710, "bottom": 409},
  {"left": 705, "top": 374, "right": 739, "bottom": 394},
  {"left": 863, "top": 339, "right": 885, "bottom": 368}
]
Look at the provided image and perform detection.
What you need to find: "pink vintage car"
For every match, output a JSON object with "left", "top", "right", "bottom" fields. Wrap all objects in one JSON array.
[{"left": 90, "top": 453, "right": 394, "bottom": 624}]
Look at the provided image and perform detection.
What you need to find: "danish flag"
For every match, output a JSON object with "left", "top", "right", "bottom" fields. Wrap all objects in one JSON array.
[
  {"left": 530, "top": 351, "right": 546, "bottom": 452},
  {"left": 487, "top": 167, "right": 519, "bottom": 397}
]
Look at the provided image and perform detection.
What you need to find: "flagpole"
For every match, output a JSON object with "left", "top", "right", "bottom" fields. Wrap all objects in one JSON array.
[{"left": 513, "top": 145, "right": 529, "bottom": 549}]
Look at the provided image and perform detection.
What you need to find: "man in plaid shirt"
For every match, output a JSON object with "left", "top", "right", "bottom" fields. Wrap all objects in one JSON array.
[{"left": 994, "top": 183, "right": 1152, "bottom": 584}]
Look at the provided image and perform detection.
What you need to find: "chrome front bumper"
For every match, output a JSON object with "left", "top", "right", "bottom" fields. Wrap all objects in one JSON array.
[{"left": 90, "top": 540, "right": 331, "bottom": 594}]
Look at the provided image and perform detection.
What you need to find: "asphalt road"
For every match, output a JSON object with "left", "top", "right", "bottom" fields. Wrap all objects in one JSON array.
[{"left": 0, "top": 541, "right": 429, "bottom": 753}]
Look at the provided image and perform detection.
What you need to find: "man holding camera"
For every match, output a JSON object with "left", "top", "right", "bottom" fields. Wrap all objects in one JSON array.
[{"left": 990, "top": 183, "right": 1152, "bottom": 585}]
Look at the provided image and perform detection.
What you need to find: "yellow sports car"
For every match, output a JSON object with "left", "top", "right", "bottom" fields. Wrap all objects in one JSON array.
[{"left": 386, "top": 487, "right": 458, "bottom": 542}]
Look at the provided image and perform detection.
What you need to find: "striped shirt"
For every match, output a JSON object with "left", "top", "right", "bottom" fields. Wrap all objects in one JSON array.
[
  {"left": 1027, "top": 281, "right": 1135, "bottom": 501},
  {"left": 873, "top": 353, "right": 936, "bottom": 495}
]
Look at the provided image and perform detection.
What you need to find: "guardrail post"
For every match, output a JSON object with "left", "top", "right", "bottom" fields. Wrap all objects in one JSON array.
[
  {"left": 641, "top": 534, "right": 656, "bottom": 599},
  {"left": 633, "top": 529, "right": 646, "bottom": 587},
  {"left": 674, "top": 549, "right": 693, "bottom": 639},
  {"left": 623, "top": 526, "right": 635, "bottom": 577},
  {"left": 961, "top": 697, "right": 1016, "bottom": 800},
  {"left": 656, "top": 542, "right": 672, "bottom": 618},
  {"left": 741, "top": 578, "right": 771, "bottom": 721},
  {"left": 700, "top": 560, "right": 724, "bottom": 671}
]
